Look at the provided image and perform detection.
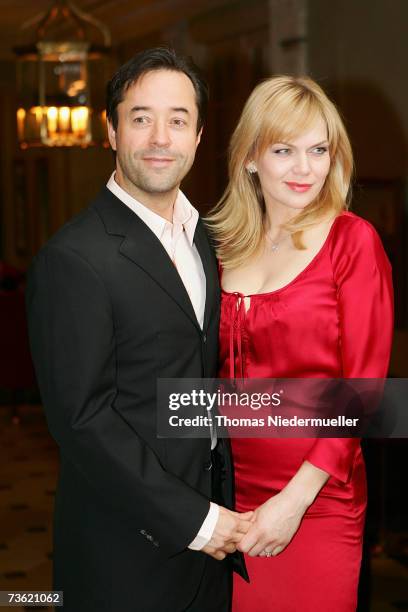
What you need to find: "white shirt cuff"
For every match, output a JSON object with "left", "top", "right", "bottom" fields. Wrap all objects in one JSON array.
[{"left": 188, "top": 502, "right": 219, "bottom": 550}]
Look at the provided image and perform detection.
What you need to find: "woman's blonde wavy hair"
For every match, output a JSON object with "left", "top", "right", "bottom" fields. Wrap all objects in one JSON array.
[{"left": 206, "top": 75, "right": 354, "bottom": 269}]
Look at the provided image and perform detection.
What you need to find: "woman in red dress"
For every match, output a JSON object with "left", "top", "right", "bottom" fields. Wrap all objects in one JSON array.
[{"left": 207, "top": 76, "right": 393, "bottom": 611}]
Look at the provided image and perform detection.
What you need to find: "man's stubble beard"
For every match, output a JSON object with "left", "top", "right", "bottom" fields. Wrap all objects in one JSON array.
[{"left": 118, "top": 150, "right": 193, "bottom": 196}]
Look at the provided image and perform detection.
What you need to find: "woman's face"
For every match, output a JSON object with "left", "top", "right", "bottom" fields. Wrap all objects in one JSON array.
[{"left": 253, "top": 116, "right": 331, "bottom": 214}]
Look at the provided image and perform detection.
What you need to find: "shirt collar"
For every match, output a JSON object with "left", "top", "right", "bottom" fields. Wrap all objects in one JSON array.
[{"left": 106, "top": 172, "right": 199, "bottom": 245}]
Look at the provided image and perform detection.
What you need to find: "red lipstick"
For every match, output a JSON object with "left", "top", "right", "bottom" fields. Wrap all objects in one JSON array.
[{"left": 285, "top": 182, "right": 312, "bottom": 193}]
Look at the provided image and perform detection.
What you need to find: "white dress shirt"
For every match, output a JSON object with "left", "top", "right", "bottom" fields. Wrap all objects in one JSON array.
[{"left": 106, "top": 173, "right": 219, "bottom": 550}]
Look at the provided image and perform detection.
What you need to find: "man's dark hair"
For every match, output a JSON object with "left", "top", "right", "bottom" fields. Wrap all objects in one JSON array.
[{"left": 106, "top": 47, "right": 208, "bottom": 134}]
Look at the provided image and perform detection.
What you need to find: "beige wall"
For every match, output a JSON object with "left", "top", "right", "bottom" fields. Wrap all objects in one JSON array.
[{"left": 308, "top": 0, "right": 408, "bottom": 179}]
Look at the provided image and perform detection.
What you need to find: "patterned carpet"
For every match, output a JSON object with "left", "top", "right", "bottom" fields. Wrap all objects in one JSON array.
[
  {"left": 0, "top": 404, "right": 407, "bottom": 611},
  {"left": 0, "top": 405, "right": 56, "bottom": 611}
]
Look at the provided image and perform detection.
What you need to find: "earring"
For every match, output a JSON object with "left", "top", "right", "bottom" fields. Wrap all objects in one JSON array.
[{"left": 247, "top": 162, "right": 257, "bottom": 174}]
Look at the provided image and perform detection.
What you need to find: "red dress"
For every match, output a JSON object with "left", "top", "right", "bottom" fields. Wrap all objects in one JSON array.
[{"left": 218, "top": 212, "right": 393, "bottom": 612}]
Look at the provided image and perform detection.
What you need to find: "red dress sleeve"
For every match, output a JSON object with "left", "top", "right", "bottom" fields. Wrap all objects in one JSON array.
[{"left": 305, "top": 214, "right": 394, "bottom": 483}]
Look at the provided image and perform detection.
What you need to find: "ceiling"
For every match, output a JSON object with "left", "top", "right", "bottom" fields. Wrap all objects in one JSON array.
[{"left": 0, "top": 0, "right": 231, "bottom": 60}]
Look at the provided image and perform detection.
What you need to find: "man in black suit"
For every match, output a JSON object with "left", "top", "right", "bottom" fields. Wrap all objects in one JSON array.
[{"left": 26, "top": 48, "right": 251, "bottom": 612}]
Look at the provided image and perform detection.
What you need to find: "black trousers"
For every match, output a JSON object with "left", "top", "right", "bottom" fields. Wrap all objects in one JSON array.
[{"left": 186, "top": 555, "right": 231, "bottom": 612}]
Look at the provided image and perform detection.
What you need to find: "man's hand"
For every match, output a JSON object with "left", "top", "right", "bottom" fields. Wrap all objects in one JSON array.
[{"left": 202, "top": 507, "right": 253, "bottom": 560}]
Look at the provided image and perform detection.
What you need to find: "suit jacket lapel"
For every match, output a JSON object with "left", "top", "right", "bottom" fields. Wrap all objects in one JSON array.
[
  {"left": 93, "top": 188, "right": 200, "bottom": 329},
  {"left": 193, "top": 220, "right": 218, "bottom": 332}
]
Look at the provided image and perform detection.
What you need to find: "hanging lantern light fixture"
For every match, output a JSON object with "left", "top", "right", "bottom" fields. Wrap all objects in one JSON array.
[{"left": 14, "top": 0, "right": 111, "bottom": 148}]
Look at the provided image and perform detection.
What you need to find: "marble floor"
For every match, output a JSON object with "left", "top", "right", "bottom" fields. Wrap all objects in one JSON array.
[{"left": 0, "top": 404, "right": 407, "bottom": 611}]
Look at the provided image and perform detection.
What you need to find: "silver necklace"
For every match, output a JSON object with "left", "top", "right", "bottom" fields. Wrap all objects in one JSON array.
[{"left": 266, "top": 232, "right": 288, "bottom": 252}]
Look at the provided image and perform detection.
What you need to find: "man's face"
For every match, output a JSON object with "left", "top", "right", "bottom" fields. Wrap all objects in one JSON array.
[{"left": 107, "top": 69, "right": 202, "bottom": 203}]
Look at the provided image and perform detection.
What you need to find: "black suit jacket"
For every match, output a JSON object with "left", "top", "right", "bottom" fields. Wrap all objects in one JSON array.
[{"left": 27, "top": 187, "right": 245, "bottom": 612}]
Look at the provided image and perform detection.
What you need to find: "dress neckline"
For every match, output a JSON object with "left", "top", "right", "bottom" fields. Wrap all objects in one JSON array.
[{"left": 221, "top": 212, "right": 346, "bottom": 299}]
